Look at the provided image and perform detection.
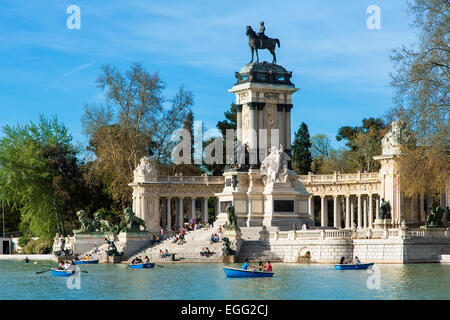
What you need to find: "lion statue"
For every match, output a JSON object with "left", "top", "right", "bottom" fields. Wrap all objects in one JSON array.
[
  {"left": 93, "top": 212, "right": 115, "bottom": 233},
  {"left": 74, "top": 210, "right": 95, "bottom": 233},
  {"left": 123, "top": 207, "right": 146, "bottom": 232},
  {"left": 224, "top": 206, "right": 239, "bottom": 230},
  {"left": 425, "top": 206, "right": 444, "bottom": 228}
]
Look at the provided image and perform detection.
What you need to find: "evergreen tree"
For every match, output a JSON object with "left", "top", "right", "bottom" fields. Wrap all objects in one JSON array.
[{"left": 291, "top": 122, "right": 313, "bottom": 174}]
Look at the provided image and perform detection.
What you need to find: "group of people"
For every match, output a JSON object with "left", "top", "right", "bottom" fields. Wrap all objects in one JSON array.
[
  {"left": 293, "top": 223, "right": 310, "bottom": 231},
  {"left": 241, "top": 259, "right": 273, "bottom": 272},
  {"left": 339, "top": 256, "right": 361, "bottom": 265},
  {"left": 131, "top": 255, "right": 150, "bottom": 264},
  {"left": 210, "top": 233, "right": 220, "bottom": 244},
  {"left": 151, "top": 234, "right": 162, "bottom": 245},
  {"left": 186, "top": 218, "right": 210, "bottom": 231},
  {"left": 200, "top": 247, "right": 212, "bottom": 257},
  {"left": 159, "top": 249, "right": 171, "bottom": 258},
  {"left": 57, "top": 259, "right": 75, "bottom": 271}
]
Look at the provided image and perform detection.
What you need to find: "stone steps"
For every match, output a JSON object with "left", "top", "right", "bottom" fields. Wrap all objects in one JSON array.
[{"left": 238, "top": 240, "right": 282, "bottom": 263}]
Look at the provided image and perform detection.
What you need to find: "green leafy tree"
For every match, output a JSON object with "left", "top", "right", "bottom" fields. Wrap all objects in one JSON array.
[
  {"left": 291, "top": 122, "right": 312, "bottom": 174},
  {"left": 0, "top": 116, "right": 86, "bottom": 239}
]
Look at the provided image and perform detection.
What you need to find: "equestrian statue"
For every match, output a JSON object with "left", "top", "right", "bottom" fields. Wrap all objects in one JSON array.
[{"left": 246, "top": 22, "right": 280, "bottom": 64}]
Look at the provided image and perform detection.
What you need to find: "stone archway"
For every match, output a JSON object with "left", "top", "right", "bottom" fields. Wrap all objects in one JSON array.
[{"left": 297, "top": 247, "right": 311, "bottom": 263}]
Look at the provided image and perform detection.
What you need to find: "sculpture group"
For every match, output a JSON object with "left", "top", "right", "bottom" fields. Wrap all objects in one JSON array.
[
  {"left": 260, "top": 145, "right": 290, "bottom": 185},
  {"left": 74, "top": 207, "right": 146, "bottom": 235}
]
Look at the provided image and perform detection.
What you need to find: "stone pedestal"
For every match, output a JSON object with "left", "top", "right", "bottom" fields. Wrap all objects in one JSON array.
[
  {"left": 105, "top": 255, "right": 123, "bottom": 264},
  {"left": 118, "top": 231, "right": 153, "bottom": 259},
  {"left": 72, "top": 233, "right": 108, "bottom": 255},
  {"left": 373, "top": 219, "right": 392, "bottom": 229}
]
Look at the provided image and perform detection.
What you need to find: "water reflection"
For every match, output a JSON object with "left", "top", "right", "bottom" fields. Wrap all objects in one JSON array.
[{"left": 0, "top": 261, "right": 449, "bottom": 299}]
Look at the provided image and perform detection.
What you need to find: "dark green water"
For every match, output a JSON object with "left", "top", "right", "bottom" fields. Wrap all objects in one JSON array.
[{"left": 0, "top": 261, "right": 449, "bottom": 299}]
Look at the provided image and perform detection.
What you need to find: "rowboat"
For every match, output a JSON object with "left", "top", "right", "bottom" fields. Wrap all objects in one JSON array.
[
  {"left": 73, "top": 260, "right": 99, "bottom": 265},
  {"left": 334, "top": 263, "right": 374, "bottom": 270},
  {"left": 223, "top": 267, "right": 274, "bottom": 278},
  {"left": 129, "top": 263, "right": 155, "bottom": 269},
  {"left": 51, "top": 269, "right": 75, "bottom": 277}
]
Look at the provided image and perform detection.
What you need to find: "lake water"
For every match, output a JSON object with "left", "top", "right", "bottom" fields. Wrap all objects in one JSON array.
[{"left": 0, "top": 261, "right": 449, "bottom": 299}]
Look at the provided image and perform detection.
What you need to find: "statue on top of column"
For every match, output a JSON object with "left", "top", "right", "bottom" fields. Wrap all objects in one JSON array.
[
  {"left": 133, "top": 156, "right": 158, "bottom": 183},
  {"left": 245, "top": 22, "right": 280, "bottom": 64}
]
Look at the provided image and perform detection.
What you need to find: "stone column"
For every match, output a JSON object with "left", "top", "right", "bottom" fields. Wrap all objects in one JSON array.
[
  {"left": 321, "top": 196, "right": 328, "bottom": 227},
  {"left": 191, "top": 198, "right": 196, "bottom": 219},
  {"left": 333, "top": 196, "right": 339, "bottom": 228},
  {"left": 285, "top": 105, "right": 292, "bottom": 153},
  {"left": 249, "top": 104, "right": 258, "bottom": 167},
  {"left": 363, "top": 197, "right": 368, "bottom": 229},
  {"left": 236, "top": 104, "right": 242, "bottom": 145},
  {"left": 357, "top": 195, "right": 362, "bottom": 229},
  {"left": 257, "top": 104, "right": 265, "bottom": 162},
  {"left": 350, "top": 197, "right": 355, "bottom": 229},
  {"left": 345, "top": 195, "right": 351, "bottom": 229},
  {"left": 368, "top": 194, "right": 373, "bottom": 229},
  {"left": 203, "top": 198, "right": 209, "bottom": 223},
  {"left": 308, "top": 196, "right": 315, "bottom": 221},
  {"left": 179, "top": 197, "right": 184, "bottom": 229},
  {"left": 375, "top": 197, "right": 379, "bottom": 220},
  {"left": 277, "top": 105, "right": 285, "bottom": 148},
  {"left": 166, "top": 198, "right": 171, "bottom": 231},
  {"left": 419, "top": 194, "right": 425, "bottom": 222}
]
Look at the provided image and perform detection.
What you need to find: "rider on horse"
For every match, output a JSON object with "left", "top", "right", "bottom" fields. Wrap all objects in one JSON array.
[{"left": 258, "top": 21, "right": 268, "bottom": 47}]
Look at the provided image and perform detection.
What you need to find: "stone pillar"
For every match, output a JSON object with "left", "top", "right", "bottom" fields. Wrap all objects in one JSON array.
[
  {"left": 333, "top": 196, "right": 339, "bottom": 228},
  {"left": 363, "top": 197, "right": 368, "bottom": 229},
  {"left": 357, "top": 195, "right": 362, "bottom": 229},
  {"left": 277, "top": 105, "right": 285, "bottom": 148},
  {"left": 345, "top": 195, "right": 351, "bottom": 229},
  {"left": 249, "top": 104, "right": 258, "bottom": 167},
  {"left": 375, "top": 197, "right": 379, "bottom": 220},
  {"left": 368, "top": 194, "right": 373, "bottom": 229},
  {"left": 285, "top": 105, "right": 292, "bottom": 153},
  {"left": 257, "top": 105, "right": 265, "bottom": 162},
  {"left": 321, "top": 196, "right": 328, "bottom": 227},
  {"left": 203, "top": 198, "right": 209, "bottom": 223},
  {"left": 179, "top": 197, "right": 184, "bottom": 229},
  {"left": 350, "top": 197, "right": 355, "bottom": 229},
  {"left": 166, "top": 198, "right": 171, "bottom": 231},
  {"left": 308, "top": 196, "right": 315, "bottom": 221},
  {"left": 191, "top": 198, "right": 196, "bottom": 219},
  {"left": 419, "top": 194, "right": 425, "bottom": 222},
  {"left": 236, "top": 104, "right": 242, "bottom": 145}
]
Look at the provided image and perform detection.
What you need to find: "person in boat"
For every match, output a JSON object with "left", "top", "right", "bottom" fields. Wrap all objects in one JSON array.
[
  {"left": 352, "top": 256, "right": 361, "bottom": 265},
  {"left": 242, "top": 259, "right": 253, "bottom": 270},
  {"left": 265, "top": 261, "right": 273, "bottom": 272},
  {"left": 74, "top": 255, "right": 80, "bottom": 261},
  {"left": 339, "top": 256, "right": 346, "bottom": 265},
  {"left": 143, "top": 256, "right": 150, "bottom": 264},
  {"left": 63, "top": 260, "right": 72, "bottom": 270},
  {"left": 24, "top": 257, "right": 30, "bottom": 263},
  {"left": 84, "top": 254, "right": 90, "bottom": 261},
  {"left": 258, "top": 261, "right": 264, "bottom": 271}
]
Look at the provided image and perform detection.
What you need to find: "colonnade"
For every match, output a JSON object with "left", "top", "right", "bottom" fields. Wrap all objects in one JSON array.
[
  {"left": 161, "top": 197, "right": 211, "bottom": 231},
  {"left": 308, "top": 194, "right": 380, "bottom": 229}
]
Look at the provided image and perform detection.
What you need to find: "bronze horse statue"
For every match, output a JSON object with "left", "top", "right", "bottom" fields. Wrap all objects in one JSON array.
[{"left": 246, "top": 26, "right": 280, "bottom": 64}]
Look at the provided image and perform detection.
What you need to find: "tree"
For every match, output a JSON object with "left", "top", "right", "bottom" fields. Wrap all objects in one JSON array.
[
  {"left": 204, "top": 103, "right": 237, "bottom": 175},
  {"left": 291, "top": 122, "right": 312, "bottom": 174},
  {"left": 82, "top": 62, "right": 193, "bottom": 207},
  {"left": 0, "top": 116, "right": 86, "bottom": 239},
  {"left": 388, "top": 0, "right": 449, "bottom": 196}
]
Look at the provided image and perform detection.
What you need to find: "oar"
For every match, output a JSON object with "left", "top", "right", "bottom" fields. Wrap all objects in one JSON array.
[
  {"left": 154, "top": 264, "right": 164, "bottom": 268},
  {"left": 36, "top": 269, "right": 52, "bottom": 274}
]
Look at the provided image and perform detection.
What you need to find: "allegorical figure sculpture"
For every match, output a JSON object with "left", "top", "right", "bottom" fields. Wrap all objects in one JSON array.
[
  {"left": 260, "top": 145, "right": 290, "bottom": 185},
  {"left": 378, "top": 198, "right": 392, "bottom": 219},
  {"left": 122, "top": 207, "right": 146, "bottom": 232},
  {"left": 133, "top": 156, "right": 158, "bottom": 183},
  {"left": 93, "top": 212, "right": 113, "bottom": 233},
  {"left": 222, "top": 237, "right": 235, "bottom": 256},
  {"left": 425, "top": 206, "right": 444, "bottom": 227},
  {"left": 246, "top": 23, "right": 280, "bottom": 64}
]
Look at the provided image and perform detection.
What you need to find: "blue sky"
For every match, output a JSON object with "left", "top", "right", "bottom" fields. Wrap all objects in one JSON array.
[{"left": 0, "top": 0, "right": 416, "bottom": 152}]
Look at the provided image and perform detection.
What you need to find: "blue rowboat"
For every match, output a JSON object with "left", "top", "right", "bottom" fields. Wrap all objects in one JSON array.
[
  {"left": 73, "top": 260, "right": 99, "bottom": 265},
  {"left": 129, "top": 263, "right": 155, "bottom": 269},
  {"left": 334, "top": 263, "right": 374, "bottom": 270},
  {"left": 224, "top": 267, "right": 274, "bottom": 278},
  {"left": 51, "top": 269, "right": 75, "bottom": 277}
]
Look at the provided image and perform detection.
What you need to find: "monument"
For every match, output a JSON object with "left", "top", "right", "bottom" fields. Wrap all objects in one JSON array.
[{"left": 215, "top": 23, "right": 312, "bottom": 230}]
